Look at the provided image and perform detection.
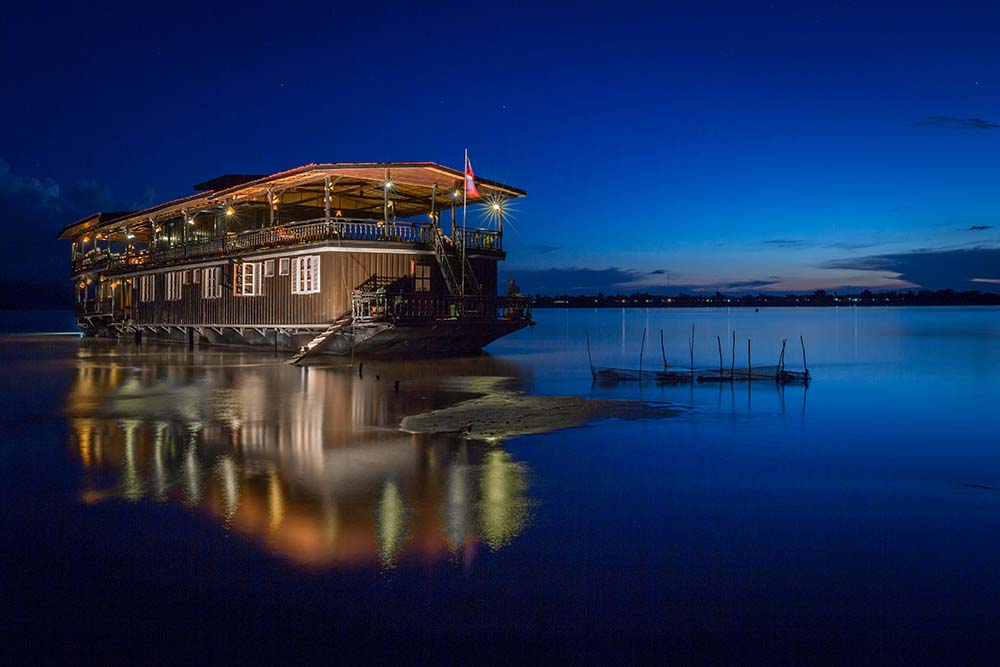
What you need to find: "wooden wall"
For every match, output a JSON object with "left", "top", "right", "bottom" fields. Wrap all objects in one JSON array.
[{"left": 124, "top": 248, "right": 499, "bottom": 327}]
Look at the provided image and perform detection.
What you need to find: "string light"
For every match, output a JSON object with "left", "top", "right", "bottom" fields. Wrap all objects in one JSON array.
[{"left": 225, "top": 206, "right": 235, "bottom": 216}]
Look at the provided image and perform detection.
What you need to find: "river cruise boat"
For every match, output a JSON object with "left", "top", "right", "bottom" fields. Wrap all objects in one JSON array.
[{"left": 59, "top": 162, "right": 531, "bottom": 359}]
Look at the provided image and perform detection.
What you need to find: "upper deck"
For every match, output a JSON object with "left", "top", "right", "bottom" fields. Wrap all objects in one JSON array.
[
  {"left": 61, "top": 162, "right": 521, "bottom": 277},
  {"left": 70, "top": 216, "right": 503, "bottom": 276}
]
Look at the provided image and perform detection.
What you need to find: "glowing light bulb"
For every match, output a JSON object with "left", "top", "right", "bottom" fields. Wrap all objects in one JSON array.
[{"left": 225, "top": 207, "right": 235, "bottom": 216}]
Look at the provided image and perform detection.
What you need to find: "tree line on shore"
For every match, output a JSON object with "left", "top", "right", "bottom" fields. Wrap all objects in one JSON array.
[{"left": 528, "top": 289, "right": 1000, "bottom": 308}]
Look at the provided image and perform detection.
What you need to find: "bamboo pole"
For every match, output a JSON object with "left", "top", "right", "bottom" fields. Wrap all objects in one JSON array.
[
  {"left": 777, "top": 338, "right": 787, "bottom": 378},
  {"left": 800, "top": 335, "right": 808, "bottom": 374},
  {"left": 730, "top": 330, "right": 736, "bottom": 379},
  {"left": 717, "top": 335, "right": 723, "bottom": 375},
  {"left": 586, "top": 330, "right": 595, "bottom": 378},
  {"left": 689, "top": 324, "right": 695, "bottom": 371},
  {"left": 639, "top": 328, "right": 647, "bottom": 378}
]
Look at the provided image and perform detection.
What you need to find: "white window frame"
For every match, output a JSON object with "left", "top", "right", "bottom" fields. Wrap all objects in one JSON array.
[
  {"left": 140, "top": 274, "right": 156, "bottom": 302},
  {"left": 202, "top": 266, "right": 222, "bottom": 299},
  {"left": 234, "top": 262, "right": 262, "bottom": 297},
  {"left": 263, "top": 259, "right": 275, "bottom": 277},
  {"left": 279, "top": 258, "right": 290, "bottom": 275},
  {"left": 165, "top": 271, "right": 183, "bottom": 301},
  {"left": 291, "top": 255, "right": 321, "bottom": 294},
  {"left": 192, "top": 269, "right": 200, "bottom": 284}
]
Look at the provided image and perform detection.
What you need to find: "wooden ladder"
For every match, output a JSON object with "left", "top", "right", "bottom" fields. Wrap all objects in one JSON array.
[
  {"left": 286, "top": 312, "right": 353, "bottom": 365},
  {"left": 432, "top": 232, "right": 461, "bottom": 295}
]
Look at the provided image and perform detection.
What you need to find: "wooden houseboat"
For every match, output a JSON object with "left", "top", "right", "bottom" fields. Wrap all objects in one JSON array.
[{"left": 58, "top": 162, "right": 532, "bottom": 359}]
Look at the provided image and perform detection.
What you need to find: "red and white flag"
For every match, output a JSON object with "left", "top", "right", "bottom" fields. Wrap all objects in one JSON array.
[{"left": 464, "top": 150, "right": 479, "bottom": 198}]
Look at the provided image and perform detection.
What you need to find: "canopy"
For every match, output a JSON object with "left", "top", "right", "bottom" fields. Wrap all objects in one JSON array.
[{"left": 58, "top": 162, "right": 525, "bottom": 240}]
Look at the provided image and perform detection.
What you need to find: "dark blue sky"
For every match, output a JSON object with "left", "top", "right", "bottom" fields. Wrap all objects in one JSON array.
[{"left": 2, "top": 0, "right": 998, "bottom": 293}]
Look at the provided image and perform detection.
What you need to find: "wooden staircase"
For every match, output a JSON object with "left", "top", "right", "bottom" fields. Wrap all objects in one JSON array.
[
  {"left": 286, "top": 311, "right": 353, "bottom": 364},
  {"left": 432, "top": 232, "right": 461, "bottom": 294},
  {"left": 431, "top": 229, "right": 481, "bottom": 296}
]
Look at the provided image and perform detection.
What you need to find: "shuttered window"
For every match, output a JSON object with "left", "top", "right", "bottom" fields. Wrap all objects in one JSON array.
[
  {"left": 140, "top": 275, "right": 156, "bottom": 302},
  {"left": 165, "top": 271, "right": 183, "bottom": 301},
  {"left": 202, "top": 266, "right": 222, "bottom": 299},
  {"left": 291, "top": 255, "right": 321, "bottom": 294},
  {"left": 234, "top": 262, "right": 262, "bottom": 297}
]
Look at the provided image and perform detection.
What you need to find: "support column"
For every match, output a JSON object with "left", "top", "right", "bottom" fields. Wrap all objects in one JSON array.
[
  {"left": 451, "top": 185, "right": 457, "bottom": 236},
  {"left": 324, "top": 177, "right": 331, "bottom": 222},
  {"left": 430, "top": 183, "right": 437, "bottom": 229},
  {"left": 268, "top": 189, "right": 275, "bottom": 227},
  {"left": 383, "top": 169, "right": 390, "bottom": 238}
]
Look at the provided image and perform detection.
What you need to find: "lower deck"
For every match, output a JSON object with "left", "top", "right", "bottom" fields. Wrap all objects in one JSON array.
[{"left": 80, "top": 290, "right": 532, "bottom": 358}]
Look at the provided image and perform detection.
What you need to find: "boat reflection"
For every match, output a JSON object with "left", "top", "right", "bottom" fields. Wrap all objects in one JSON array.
[{"left": 66, "top": 341, "right": 533, "bottom": 570}]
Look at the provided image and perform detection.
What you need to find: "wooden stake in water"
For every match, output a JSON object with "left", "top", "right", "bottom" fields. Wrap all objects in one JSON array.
[
  {"left": 586, "top": 330, "right": 594, "bottom": 378},
  {"left": 639, "top": 328, "right": 647, "bottom": 378},
  {"left": 747, "top": 338, "right": 752, "bottom": 374},
  {"left": 660, "top": 329, "right": 668, "bottom": 369},
  {"left": 689, "top": 324, "right": 695, "bottom": 371},
  {"left": 800, "top": 335, "right": 808, "bottom": 375},
  {"left": 717, "top": 335, "right": 723, "bottom": 375},
  {"left": 731, "top": 330, "right": 736, "bottom": 379}
]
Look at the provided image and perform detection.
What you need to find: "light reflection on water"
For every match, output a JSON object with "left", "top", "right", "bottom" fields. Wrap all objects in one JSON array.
[
  {"left": 65, "top": 343, "right": 534, "bottom": 570},
  {"left": 5, "top": 306, "right": 1000, "bottom": 660}
]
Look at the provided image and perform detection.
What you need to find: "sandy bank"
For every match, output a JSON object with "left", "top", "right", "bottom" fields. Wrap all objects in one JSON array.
[{"left": 400, "top": 393, "right": 678, "bottom": 440}]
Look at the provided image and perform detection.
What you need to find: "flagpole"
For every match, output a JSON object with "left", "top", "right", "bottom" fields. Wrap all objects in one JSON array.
[{"left": 462, "top": 148, "right": 467, "bottom": 301}]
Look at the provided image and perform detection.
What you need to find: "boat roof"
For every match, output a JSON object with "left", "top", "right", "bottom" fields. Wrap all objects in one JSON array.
[{"left": 58, "top": 162, "right": 526, "bottom": 240}]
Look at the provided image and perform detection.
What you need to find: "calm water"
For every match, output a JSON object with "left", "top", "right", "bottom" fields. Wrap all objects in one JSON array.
[{"left": 2, "top": 307, "right": 999, "bottom": 664}]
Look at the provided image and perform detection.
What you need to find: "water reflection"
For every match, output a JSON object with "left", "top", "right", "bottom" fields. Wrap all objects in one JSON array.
[{"left": 66, "top": 341, "right": 534, "bottom": 570}]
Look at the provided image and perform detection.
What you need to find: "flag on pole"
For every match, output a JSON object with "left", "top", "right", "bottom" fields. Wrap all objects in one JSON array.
[{"left": 464, "top": 150, "right": 479, "bottom": 198}]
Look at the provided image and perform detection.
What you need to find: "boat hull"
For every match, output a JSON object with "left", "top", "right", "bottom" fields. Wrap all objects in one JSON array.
[{"left": 78, "top": 317, "right": 532, "bottom": 357}]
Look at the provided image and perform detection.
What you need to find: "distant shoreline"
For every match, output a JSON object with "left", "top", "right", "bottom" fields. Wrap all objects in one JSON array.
[{"left": 527, "top": 290, "right": 1000, "bottom": 309}]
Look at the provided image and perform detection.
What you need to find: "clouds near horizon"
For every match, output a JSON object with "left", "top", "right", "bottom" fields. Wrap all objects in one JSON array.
[{"left": 0, "top": 158, "right": 153, "bottom": 282}]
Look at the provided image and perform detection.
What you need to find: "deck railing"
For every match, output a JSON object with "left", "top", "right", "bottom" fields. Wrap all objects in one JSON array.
[
  {"left": 72, "top": 218, "right": 503, "bottom": 275},
  {"left": 454, "top": 227, "right": 502, "bottom": 251},
  {"left": 351, "top": 292, "right": 530, "bottom": 324}
]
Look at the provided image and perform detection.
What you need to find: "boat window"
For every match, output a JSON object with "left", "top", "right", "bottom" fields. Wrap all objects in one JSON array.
[
  {"left": 202, "top": 267, "right": 222, "bottom": 299},
  {"left": 235, "top": 262, "right": 262, "bottom": 297},
  {"left": 291, "top": 256, "right": 321, "bottom": 295},
  {"left": 165, "top": 271, "right": 183, "bottom": 301},
  {"left": 139, "top": 275, "right": 156, "bottom": 302}
]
